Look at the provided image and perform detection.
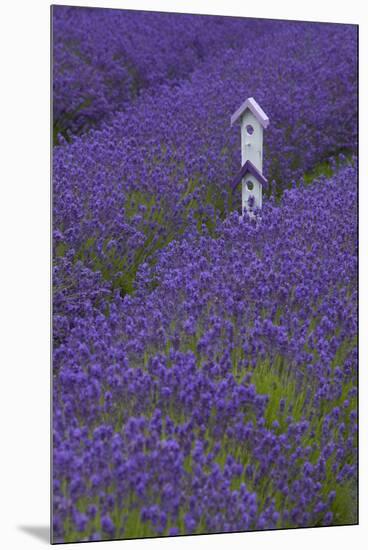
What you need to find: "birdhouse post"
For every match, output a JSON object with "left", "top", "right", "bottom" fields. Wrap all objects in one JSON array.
[{"left": 230, "top": 97, "right": 269, "bottom": 217}]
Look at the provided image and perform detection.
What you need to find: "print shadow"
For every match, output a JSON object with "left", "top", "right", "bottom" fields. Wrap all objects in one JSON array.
[{"left": 18, "top": 525, "right": 50, "bottom": 543}]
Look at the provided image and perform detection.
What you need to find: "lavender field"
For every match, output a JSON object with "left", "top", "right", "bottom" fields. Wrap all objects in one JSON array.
[{"left": 52, "top": 6, "right": 358, "bottom": 543}]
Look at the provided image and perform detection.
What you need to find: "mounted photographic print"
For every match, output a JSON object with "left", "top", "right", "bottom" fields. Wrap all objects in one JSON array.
[{"left": 51, "top": 5, "right": 358, "bottom": 544}]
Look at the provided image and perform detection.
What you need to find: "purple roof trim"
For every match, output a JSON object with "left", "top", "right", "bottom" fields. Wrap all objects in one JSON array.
[
  {"left": 230, "top": 97, "right": 270, "bottom": 128},
  {"left": 230, "top": 160, "right": 268, "bottom": 192}
]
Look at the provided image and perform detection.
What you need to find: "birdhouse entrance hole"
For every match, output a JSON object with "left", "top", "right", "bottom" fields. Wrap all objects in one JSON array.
[
  {"left": 246, "top": 124, "right": 254, "bottom": 135},
  {"left": 246, "top": 180, "right": 254, "bottom": 191}
]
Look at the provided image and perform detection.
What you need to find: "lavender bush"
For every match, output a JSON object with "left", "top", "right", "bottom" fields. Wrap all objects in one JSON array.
[
  {"left": 53, "top": 6, "right": 271, "bottom": 142},
  {"left": 52, "top": 7, "right": 358, "bottom": 544}
]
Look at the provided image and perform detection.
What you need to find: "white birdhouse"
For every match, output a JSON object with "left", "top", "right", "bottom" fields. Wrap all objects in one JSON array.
[{"left": 230, "top": 97, "right": 269, "bottom": 216}]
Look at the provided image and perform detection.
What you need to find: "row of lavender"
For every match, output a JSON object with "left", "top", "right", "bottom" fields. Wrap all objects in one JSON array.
[
  {"left": 53, "top": 17, "right": 357, "bottom": 301},
  {"left": 53, "top": 6, "right": 271, "bottom": 141},
  {"left": 53, "top": 162, "right": 357, "bottom": 541}
]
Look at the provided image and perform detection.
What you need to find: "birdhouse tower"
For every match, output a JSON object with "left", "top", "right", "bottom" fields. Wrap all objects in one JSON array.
[{"left": 230, "top": 97, "right": 269, "bottom": 216}]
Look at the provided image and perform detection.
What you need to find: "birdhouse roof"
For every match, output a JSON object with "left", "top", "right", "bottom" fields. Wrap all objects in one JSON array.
[
  {"left": 230, "top": 97, "right": 270, "bottom": 128},
  {"left": 231, "top": 159, "right": 268, "bottom": 192}
]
